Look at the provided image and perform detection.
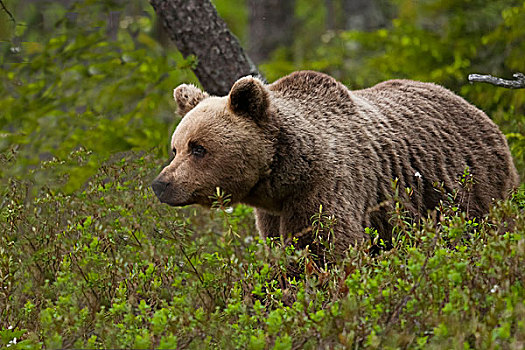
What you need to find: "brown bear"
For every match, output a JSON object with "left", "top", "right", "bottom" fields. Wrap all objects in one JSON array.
[{"left": 152, "top": 71, "right": 519, "bottom": 254}]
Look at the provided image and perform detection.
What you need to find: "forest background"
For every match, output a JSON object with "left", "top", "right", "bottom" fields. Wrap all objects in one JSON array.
[{"left": 0, "top": 0, "right": 524, "bottom": 348}]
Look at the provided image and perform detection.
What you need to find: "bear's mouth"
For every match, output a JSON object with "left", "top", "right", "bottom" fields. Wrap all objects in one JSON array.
[
  {"left": 156, "top": 192, "right": 196, "bottom": 207},
  {"left": 158, "top": 197, "right": 183, "bottom": 207},
  {"left": 151, "top": 179, "right": 194, "bottom": 207}
]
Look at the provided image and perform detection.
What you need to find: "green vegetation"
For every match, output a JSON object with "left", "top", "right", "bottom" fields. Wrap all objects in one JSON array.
[
  {"left": 1, "top": 0, "right": 524, "bottom": 348},
  {"left": 2, "top": 148, "right": 524, "bottom": 349}
]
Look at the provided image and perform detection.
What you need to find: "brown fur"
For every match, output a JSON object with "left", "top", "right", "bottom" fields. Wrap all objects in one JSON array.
[
  {"left": 174, "top": 84, "right": 209, "bottom": 117},
  {"left": 153, "top": 71, "right": 519, "bottom": 255}
]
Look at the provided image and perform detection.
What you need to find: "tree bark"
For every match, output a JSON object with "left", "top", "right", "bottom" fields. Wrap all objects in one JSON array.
[
  {"left": 324, "top": 0, "right": 336, "bottom": 31},
  {"left": 106, "top": 11, "right": 120, "bottom": 40},
  {"left": 247, "top": 0, "right": 295, "bottom": 65},
  {"left": 150, "top": 0, "right": 259, "bottom": 96},
  {"left": 342, "top": 0, "right": 387, "bottom": 31}
]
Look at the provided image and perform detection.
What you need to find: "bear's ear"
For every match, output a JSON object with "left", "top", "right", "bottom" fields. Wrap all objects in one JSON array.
[
  {"left": 228, "top": 76, "right": 269, "bottom": 121},
  {"left": 173, "top": 84, "right": 208, "bottom": 117}
]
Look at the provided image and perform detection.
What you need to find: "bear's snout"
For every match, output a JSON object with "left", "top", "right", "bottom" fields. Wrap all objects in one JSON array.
[
  {"left": 151, "top": 176, "right": 193, "bottom": 206},
  {"left": 151, "top": 179, "right": 169, "bottom": 201}
]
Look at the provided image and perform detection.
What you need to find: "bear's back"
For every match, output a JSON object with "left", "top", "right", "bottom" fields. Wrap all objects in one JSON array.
[
  {"left": 354, "top": 78, "right": 518, "bottom": 216},
  {"left": 269, "top": 70, "right": 351, "bottom": 105},
  {"left": 353, "top": 79, "right": 492, "bottom": 129},
  {"left": 269, "top": 71, "right": 517, "bottom": 221}
]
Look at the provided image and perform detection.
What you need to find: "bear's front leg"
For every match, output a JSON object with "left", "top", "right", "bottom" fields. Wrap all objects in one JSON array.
[
  {"left": 280, "top": 201, "right": 368, "bottom": 256},
  {"left": 254, "top": 209, "right": 281, "bottom": 240},
  {"left": 278, "top": 203, "right": 317, "bottom": 249}
]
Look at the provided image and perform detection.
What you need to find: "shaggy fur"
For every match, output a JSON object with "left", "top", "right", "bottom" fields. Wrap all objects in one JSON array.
[{"left": 153, "top": 71, "right": 519, "bottom": 255}]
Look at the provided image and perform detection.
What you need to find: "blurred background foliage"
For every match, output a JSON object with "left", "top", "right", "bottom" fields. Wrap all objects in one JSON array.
[
  {"left": 0, "top": 0, "right": 524, "bottom": 192},
  {"left": 0, "top": 0, "right": 524, "bottom": 190},
  {"left": 0, "top": 0, "right": 199, "bottom": 192}
]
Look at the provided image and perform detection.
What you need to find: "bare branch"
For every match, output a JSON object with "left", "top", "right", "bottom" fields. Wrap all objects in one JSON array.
[
  {"left": 468, "top": 73, "right": 525, "bottom": 89},
  {"left": 0, "top": 0, "right": 15, "bottom": 24}
]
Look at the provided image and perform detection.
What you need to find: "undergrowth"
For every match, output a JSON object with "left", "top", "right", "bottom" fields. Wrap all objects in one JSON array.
[{"left": 1, "top": 148, "right": 524, "bottom": 349}]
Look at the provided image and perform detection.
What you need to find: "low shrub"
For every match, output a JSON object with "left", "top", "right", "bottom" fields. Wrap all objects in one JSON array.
[{"left": 1, "top": 148, "right": 524, "bottom": 349}]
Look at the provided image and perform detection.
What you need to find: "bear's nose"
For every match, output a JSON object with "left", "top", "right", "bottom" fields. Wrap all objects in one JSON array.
[{"left": 151, "top": 179, "right": 169, "bottom": 199}]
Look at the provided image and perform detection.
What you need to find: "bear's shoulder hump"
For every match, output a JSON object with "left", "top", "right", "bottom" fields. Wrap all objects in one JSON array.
[{"left": 269, "top": 71, "right": 349, "bottom": 100}]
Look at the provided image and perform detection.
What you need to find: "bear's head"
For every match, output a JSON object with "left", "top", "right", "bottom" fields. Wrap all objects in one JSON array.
[{"left": 151, "top": 76, "right": 274, "bottom": 207}]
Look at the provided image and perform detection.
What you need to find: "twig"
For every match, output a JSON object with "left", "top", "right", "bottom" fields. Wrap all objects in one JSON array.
[
  {"left": 130, "top": 230, "right": 143, "bottom": 248},
  {"left": 179, "top": 243, "right": 216, "bottom": 307},
  {"left": 468, "top": 72, "right": 525, "bottom": 89},
  {"left": 385, "top": 229, "right": 440, "bottom": 325},
  {"left": 70, "top": 253, "right": 100, "bottom": 303},
  {"left": 0, "top": 0, "right": 15, "bottom": 24}
]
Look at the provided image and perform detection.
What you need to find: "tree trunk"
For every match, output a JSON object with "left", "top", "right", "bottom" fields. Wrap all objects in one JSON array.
[
  {"left": 150, "top": 0, "right": 259, "bottom": 96},
  {"left": 324, "top": 0, "right": 336, "bottom": 30},
  {"left": 247, "top": 0, "right": 295, "bottom": 65},
  {"left": 342, "top": 0, "right": 386, "bottom": 31}
]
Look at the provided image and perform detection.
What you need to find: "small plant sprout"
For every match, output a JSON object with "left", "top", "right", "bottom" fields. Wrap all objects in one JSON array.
[
  {"left": 210, "top": 187, "right": 238, "bottom": 240},
  {"left": 310, "top": 204, "right": 337, "bottom": 268},
  {"left": 458, "top": 166, "right": 475, "bottom": 215}
]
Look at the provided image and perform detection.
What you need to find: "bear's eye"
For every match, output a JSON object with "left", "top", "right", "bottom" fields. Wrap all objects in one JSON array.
[
  {"left": 191, "top": 144, "right": 206, "bottom": 158},
  {"left": 172, "top": 147, "right": 177, "bottom": 156}
]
